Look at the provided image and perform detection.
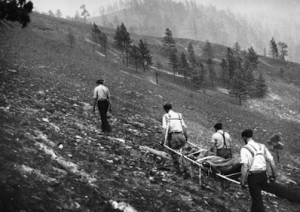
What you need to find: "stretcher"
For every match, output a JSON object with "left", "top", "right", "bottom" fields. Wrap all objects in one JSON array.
[
  {"left": 163, "top": 125, "right": 241, "bottom": 186},
  {"left": 163, "top": 141, "right": 241, "bottom": 185},
  {"left": 162, "top": 127, "right": 300, "bottom": 203}
]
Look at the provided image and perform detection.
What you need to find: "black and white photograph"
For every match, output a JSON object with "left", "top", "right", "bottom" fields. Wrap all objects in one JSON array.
[{"left": 1, "top": 0, "right": 300, "bottom": 211}]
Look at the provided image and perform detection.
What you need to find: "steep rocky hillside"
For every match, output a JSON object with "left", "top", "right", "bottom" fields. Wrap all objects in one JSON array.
[{"left": 0, "top": 13, "right": 300, "bottom": 211}]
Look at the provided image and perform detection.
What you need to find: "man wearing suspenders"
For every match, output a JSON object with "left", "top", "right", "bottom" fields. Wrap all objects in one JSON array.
[
  {"left": 240, "top": 129, "right": 277, "bottom": 212},
  {"left": 161, "top": 103, "right": 188, "bottom": 175},
  {"left": 92, "top": 79, "right": 112, "bottom": 134},
  {"left": 210, "top": 123, "right": 232, "bottom": 159}
]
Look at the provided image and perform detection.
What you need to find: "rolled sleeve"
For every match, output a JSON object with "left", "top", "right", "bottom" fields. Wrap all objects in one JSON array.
[
  {"left": 210, "top": 134, "right": 217, "bottom": 144},
  {"left": 240, "top": 148, "right": 250, "bottom": 164},
  {"left": 162, "top": 114, "right": 167, "bottom": 129},
  {"left": 93, "top": 88, "right": 97, "bottom": 99},
  {"left": 181, "top": 119, "right": 187, "bottom": 128},
  {"left": 264, "top": 147, "right": 274, "bottom": 162}
]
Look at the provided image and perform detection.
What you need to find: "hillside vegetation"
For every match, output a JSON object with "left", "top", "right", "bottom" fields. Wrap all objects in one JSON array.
[
  {"left": 90, "top": 0, "right": 300, "bottom": 63},
  {"left": 0, "top": 13, "right": 300, "bottom": 211}
]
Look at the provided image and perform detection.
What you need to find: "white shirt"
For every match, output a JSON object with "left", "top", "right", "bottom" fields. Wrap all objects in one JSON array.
[
  {"left": 93, "top": 84, "right": 110, "bottom": 100},
  {"left": 211, "top": 130, "right": 231, "bottom": 149},
  {"left": 162, "top": 110, "right": 187, "bottom": 133},
  {"left": 240, "top": 139, "right": 274, "bottom": 172}
]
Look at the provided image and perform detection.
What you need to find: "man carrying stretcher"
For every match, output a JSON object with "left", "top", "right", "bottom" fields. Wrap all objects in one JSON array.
[{"left": 161, "top": 103, "right": 189, "bottom": 177}]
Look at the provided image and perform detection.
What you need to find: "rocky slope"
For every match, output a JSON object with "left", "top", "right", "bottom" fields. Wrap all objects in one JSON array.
[{"left": 0, "top": 13, "right": 300, "bottom": 212}]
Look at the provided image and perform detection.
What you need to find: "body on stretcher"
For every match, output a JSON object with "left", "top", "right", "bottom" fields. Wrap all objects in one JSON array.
[
  {"left": 169, "top": 143, "right": 300, "bottom": 203},
  {"left": 172, "top": 143, "right": 242, "bottom": 183}
]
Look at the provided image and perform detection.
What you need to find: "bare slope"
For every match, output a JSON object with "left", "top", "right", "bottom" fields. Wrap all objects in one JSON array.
[{"left": 0, "top": 13, "right": 300, "bottom": 211}]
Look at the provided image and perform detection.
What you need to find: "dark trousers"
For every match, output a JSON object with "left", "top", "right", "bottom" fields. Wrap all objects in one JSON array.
[
  {"left": 247, "top": 171, "right": 268, "bottom": 212},
  {"left": 97, "top": 100, "right": 111, "bottom": 133},
  {"left": 167, "top": 133, "right": 186, "bottom": 173}
]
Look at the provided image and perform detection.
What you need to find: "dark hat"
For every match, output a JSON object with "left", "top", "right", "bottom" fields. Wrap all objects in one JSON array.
[
  {"left": 96, "top": 79, "right": 104, "bottom": 84},
  {"left": 214, "top": 123, "right": 222, "bottom": 130},
  {"left": 163, "top": 102, "right": 172, "bottom": 111},
  {"left": 241, "top": 129, "right": 253, "bottom": 138}
]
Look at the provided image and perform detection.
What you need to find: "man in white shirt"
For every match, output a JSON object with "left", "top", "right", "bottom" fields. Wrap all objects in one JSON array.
[
  {"left": 92, "top": 79, "right": 112, "bottom": 134},
  {"left": 161, "top": 103, "right": 188, "bottom": 175},
  {"left": 210, "top": 123, "right": 232, "bottom": 159},
  {"left": 240, "top": 129, "right": 277, "bottom": 212}
]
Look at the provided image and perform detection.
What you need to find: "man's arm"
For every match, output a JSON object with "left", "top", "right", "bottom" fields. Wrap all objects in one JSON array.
[
  {"left": 92, "top": 88, "right": 98, "bottom": 113},
  {"left": 107, "top": 88, "right": 112, "bottom": 112},
  {"left": 240, "top": 148, "right": 250, "bottom": 188},
  {"left": 265, "top": 147, "right": 277, "bottom": 179},
  {"left": 183, "top": 127, "right": 188, "bottom": 141},
  {"left": 162, "top": 128, "right": 168, "bottom": 146},
  {"left": 92, "top": 98, "right": 97, "bottom": 113},
  {"left": 269, "top": 159, "right": 277, "bottom": 180},
  {"left": 209, "top": 134, "right": 216, "bottom": 152},
  {"left": 240, "top": 163, "right": 248, "bottom": 187},
  {"left": 161, "top": 115, "right": 167, "bottom": 145}
]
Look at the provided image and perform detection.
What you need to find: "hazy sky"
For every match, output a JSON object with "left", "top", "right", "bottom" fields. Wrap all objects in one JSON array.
[
  {"left": 33, "top": 0, "right": 299, "bottom": 18},
  {"left": 33, "top": 0, "right": 118, "bottom": 17}
]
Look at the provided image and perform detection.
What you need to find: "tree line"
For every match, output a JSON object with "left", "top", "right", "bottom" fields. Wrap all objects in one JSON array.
[
  {"left": 161, "top": 28, "right": 268, "bottom": 105},
  {"left": 113, "top": 22, "right": 152, "bottom": 72},
  {"left": 94, "top": 0, "right": 299, "bottom": 63}
]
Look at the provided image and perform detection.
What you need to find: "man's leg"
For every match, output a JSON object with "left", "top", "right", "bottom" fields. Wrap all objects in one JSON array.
[
  {"left": 168, "top": 135, "right": 182, "bottom": 174},
  {"left": 98, "top": 100, "right": 111, "bottom": 133},
  {"left": 170, "top": 151, "right": 181, "bottom": 174},
  {"left": 248, "top": 172, "right": 267, "bottom": 212},
  {"left": 169, "top": 133, "right": 190, "bottom": 176}
]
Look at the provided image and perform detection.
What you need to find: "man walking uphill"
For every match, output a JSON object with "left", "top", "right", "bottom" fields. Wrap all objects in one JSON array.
[
  {"left": 210, "top": 123, "right": 232, "bottom": 159},
  {"left": 92, "top": 79, "right": 112, "bottom": 134},
  {"left": 161, "top": 103, "right": 189, "bottom": 175},
  {"left": 240, "top": 129, "right": 277, "bottom": 212}
]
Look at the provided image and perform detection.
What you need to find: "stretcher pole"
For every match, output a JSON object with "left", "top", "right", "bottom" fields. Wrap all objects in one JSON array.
[
  {"left": 163, "top": 144, "right": 204, "bottom": 186},
  {"left": 163, "top": 123, "right": 237, "bottom": 186},
  {"left": 215, "top": 173, "right": 240, "bottom": 184}
]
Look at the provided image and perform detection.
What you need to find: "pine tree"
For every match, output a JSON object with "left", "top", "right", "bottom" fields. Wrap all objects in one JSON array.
[
  {"left": 244, "top": 47, "right": 258, "bottom": 96},
  {"left": 277, "top": 42, "right": 288, "bottom": 61},
  {"left": 199, "top": 63, "right": 206, "bottom": 85},
  {"left": 220, "top": 59, "right": 228, "bottom": 86},
  {"left": 55, "top": 9, "right": 63, "bottom": 18},
  {"left": 226, "top": 48, "right": 236, "bottom": 81},
  {"left": 254, "top": 71, "right": 268, "bottom": 98},
  {"left": 0, "top": 0, "right": 33, "bottom": 29},
  {"left": 234, "top": 42, "right": 241, "bottom": 54},
  {"left": 114, "top": 23, "right": 131, "bottom": 65},
  {"left": 80, "top": 4, "right": 90, "bottom": 22},
  {"left": 92, "top": 23, "right": 108, "bottom": 54},
  {"left": 244, "top": 47, "right": 258, "bottom": 71},
  {"left": 203, "top": 40, "right": 213, "bottom": 59},
  {"left": 230, "top": 68, "right": 248, "bottom": 105},
  {"left": 180, "top": 52, "right": 190, "bottom": 86},
  {"left": 48, "top": 10, "right": 55, "bottom": 17},
  {"left": 187, "top": 42, "right": 196, "bottom": 66},
  {"left": 129, "top": 44, "right": 141, "bottom": 71},
  {"left": 162, "top": 28, "right": 176, "bottom": 55},
  {"left": 114, "top": 26, "right": 122, "bottom": 49},
  {"left": 169, "top": 49, "right": 178, "bottom": 77},
  {"left": 74, "top": 11, "right": 81, "bottom": 20},
  {"left": 269, "top": 37, "right": 279, "bottom": 59},
  {"left": 139, "top": 40, "right": 153, "bottom": 72},
  {"left": 207, "top": 58, "right": 216, "bottom": 87},
  {"left": 191, "top": 63, "right": 203, "bottom": 86}
]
